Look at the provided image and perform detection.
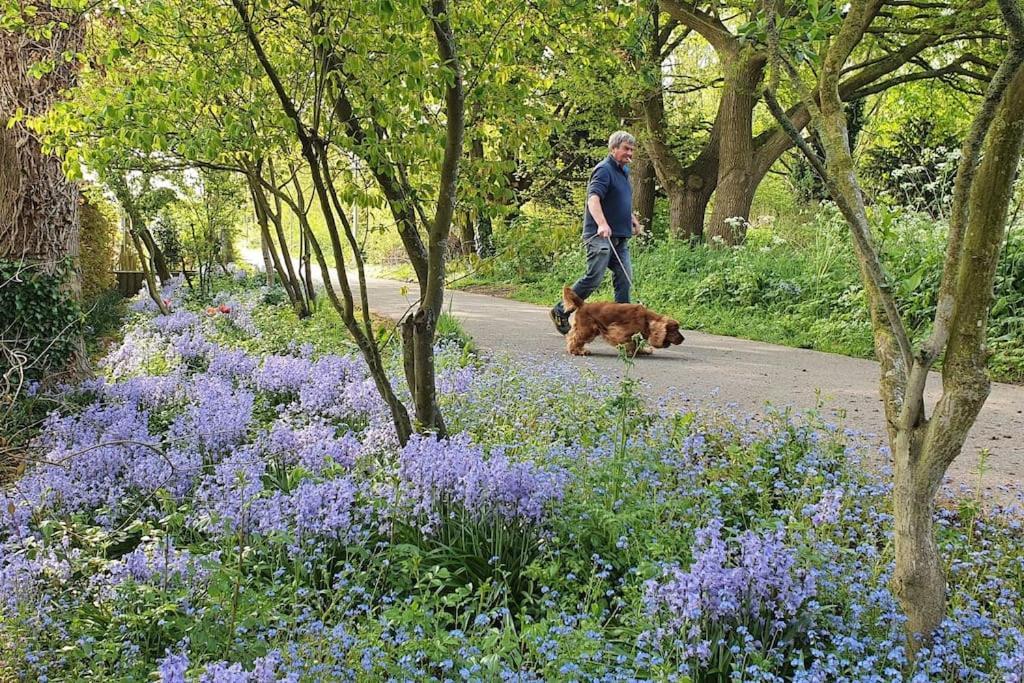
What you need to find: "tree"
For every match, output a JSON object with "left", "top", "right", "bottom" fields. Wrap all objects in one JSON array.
[
  {"left": 765, "top": 0, "right": 1024, "bottom": 652},
  {"left": 643, "top": 0, "right": 997, "bottom": 243},
  {"left": 1, "top": 2, "right": 86, "bottom": 373}
]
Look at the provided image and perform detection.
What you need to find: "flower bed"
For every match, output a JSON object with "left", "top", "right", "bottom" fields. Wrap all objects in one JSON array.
[{"left": 1, "top": 273, "right": 1022, "bottom": 681}]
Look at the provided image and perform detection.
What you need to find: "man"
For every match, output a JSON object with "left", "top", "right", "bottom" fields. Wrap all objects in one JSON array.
[{"left": 550, "top": 131, "right": 644, "bottom": 335}]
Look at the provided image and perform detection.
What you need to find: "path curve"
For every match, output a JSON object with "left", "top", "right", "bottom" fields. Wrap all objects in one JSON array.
[
  {"left": 355, "top": 277, "right": 1024, "bottom": 502},
  {"left": 239, "top": 248, "right": 1023, "bottom": 501}
]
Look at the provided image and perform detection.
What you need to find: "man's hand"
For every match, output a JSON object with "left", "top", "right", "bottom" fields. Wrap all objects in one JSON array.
[
  {"left": 631, "top": 214, "right": 645, "bottom": 236},
  {"left": 597, "top": 223, "right": 612, "bottom": 239}
]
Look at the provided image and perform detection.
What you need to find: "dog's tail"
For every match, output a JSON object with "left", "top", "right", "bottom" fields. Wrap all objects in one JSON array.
[{"left": 562, "top": 286, "right": 584, "bottom": 313}]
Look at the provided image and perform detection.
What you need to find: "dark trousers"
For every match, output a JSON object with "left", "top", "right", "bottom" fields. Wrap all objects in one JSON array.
[{"left": 553, "top": 236, "right": 632, "bottom": 315}]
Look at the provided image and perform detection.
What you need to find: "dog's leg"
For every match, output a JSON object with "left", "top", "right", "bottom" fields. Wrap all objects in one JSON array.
[{"left": 566, "top": 329, "right": 590, "bottom": 356}]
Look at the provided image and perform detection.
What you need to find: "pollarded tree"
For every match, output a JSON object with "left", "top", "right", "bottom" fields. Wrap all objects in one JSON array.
[{"left": 765, "top": 0, "right": 1024, "bottom": 652}]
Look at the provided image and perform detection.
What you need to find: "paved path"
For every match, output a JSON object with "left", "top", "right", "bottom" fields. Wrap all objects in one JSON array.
[
  {"left": 241, "top": 249, "right": 1024, "bottom": 501},
  {"left": 356, "top": 277, "right": 1024, "bottom": 502}
]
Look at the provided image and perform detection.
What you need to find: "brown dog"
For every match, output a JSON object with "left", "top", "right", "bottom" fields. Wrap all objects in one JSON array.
[{"left": 561, "top": 286, "right": 685, "bottom": 356}]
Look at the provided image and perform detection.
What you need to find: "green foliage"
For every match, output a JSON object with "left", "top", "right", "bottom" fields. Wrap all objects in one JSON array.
[
  {"left": 154, "top": 215, "right": 184, "bottom": 268},
  {"left": 862, "top": 118, "right": 960, "bottom": 218},
  {"left": 163, "top": 170, "right": 246, "bottom": 296},
  {"left": 79, "top": 189, "right": 118, "bottom": 299},
  {"left": 435, "top": 312, "right": 475, "bottom": 353},
  {"left": 0, "top": 259, "right": 83, "bottom": 382},
  {"left": 82, "top": 289, "right": 127, "bottom": 352}
]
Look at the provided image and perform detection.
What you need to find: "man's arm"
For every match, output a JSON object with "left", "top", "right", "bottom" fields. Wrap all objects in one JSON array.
[{"left": 588, "top": 194, "right": 611, "bottom": 238}]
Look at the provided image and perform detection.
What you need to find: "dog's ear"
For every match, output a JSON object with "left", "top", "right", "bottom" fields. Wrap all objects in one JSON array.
[
  {"left": 667, "top": 320, "right": 685, "bottom": 345},
  {"left": 648, "top": 318, "right": 667, "bottom": 348}
]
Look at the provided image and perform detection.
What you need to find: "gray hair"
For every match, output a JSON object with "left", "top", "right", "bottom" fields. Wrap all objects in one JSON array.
[{"left": 608, "top": 131, "right": 636, "bottom": 150}]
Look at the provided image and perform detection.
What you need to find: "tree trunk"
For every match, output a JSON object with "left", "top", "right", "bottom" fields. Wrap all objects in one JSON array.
[
  {"left": 705, "top": 52, "right": 766, "bottom": 245},
  {"left": 459, "top": 210, "right": 475, "bottom": 256},
  {"left": 260, "top": 228, "right": 275, "bottom": 285},
  {"left": 630, "top": 146, "right": 656, "bottom": 235},
  {"left": 0, "top": 7, "right": 85, "bottom": 290},
  {"left": 301, "top": 229, "right": 315, "bottom": 305},
  {"left": 129, "top": 230, "right": 169, "bottom": 315},
  {"left": 892, "top": 58, "right": 1024, "bottom": 653},
  {"left": 670, "top": 176, "right": 714, "bottom": 243},
  {"left": 107, "top": 175, "right": 172, "bottom": 283},
  {"left": 220, "top": 224, "right": 235, "bottom": 265},
  {"left": 0, "top": 7, "right": 87, "bottom": 379},
  {"left": 249, "top": 180, "right": 304, "bottom": 315},
  {"left": 139, "top": 225, "right": 172, "bottom": 283},
  {"left": 892, "top": 430, "right": 946, "bottom": 652},
  {"left": 765, "top": 0, "right": 1024, "bottom": 655},
  {"left": 642, "top": 82, "right": 716, "bottom": 241},
  {"left": 475, "top": 214, "right": 494, "bottom": 257}
]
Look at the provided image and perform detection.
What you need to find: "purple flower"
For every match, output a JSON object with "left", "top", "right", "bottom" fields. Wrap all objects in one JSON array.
[
  {"left": 809, "top": 486, "right": 844, "bottom": 526},
  {"left": 170, "top": 376, "right": 253, "bottom": 453},
  {"left": 254, "top": 354, "right": 312, "bottom": 395},
  {"left": 644, "top": 521, "right": 817, "bottom": 662},
  {"left": 264, "top": 420, "right": 358, "bottom": 474},
  {"left": 397, "top": 434, "right": 567, "bottom": 530},
  {"left": 173, "top": 328, "right": 213, "bottom": 362},
  {"left": 101, "top": 327, "right": 174, "bottom": 379},
  {"left": 152, "top": 310, "right": 201, "bottom": 337},
  {"left": 297, "top": 355, "right": 368, "bottom": 417},
  {"left": 197, "top": 649, "right": 284, "bottom": 682},
  {"left": 192, "top": 449, "right": 267, "bottom": 535},
  {"left": 158, "top": 648, "right": 189, "bottom": 683},
  {"left": 289, "top": 477, "right": 358, "bottom": 539},
  {"left": 207, "top": 345, "right": 259, "bottom": 383}
]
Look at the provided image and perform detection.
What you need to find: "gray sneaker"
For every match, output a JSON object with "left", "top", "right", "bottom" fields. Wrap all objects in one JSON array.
[{"left": 550, "top": 306, "right": 570, "bottom": 335}]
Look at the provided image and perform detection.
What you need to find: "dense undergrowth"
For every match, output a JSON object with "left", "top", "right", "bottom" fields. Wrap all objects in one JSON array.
[{"left": 1, "top": 271, "right": 1022, "bottom": 681}]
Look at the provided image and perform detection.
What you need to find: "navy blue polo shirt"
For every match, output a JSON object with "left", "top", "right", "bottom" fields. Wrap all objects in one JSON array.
[{"left": 583, "top": 155, "right": 633, "bottom": 238}]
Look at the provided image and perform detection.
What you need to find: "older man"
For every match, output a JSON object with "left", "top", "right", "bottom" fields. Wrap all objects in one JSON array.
[{"left": 550, "top": 130, "right": 644, "bottom": 335}]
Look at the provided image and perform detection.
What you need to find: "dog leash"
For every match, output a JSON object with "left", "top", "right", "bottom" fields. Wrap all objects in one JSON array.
[{"left": 583, "top": 234, "right": 642, "bottom": 305}]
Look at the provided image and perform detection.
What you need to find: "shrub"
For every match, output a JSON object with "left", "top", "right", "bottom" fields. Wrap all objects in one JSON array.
[
  {"left": 0, "top": 259, "right": 82, "bottom": 383},
  {"left": 79, "top": 190, "right": 118, "bottom": 299},
  {"left": 862, "top": 117, "right": 960, "bottom": 218}
]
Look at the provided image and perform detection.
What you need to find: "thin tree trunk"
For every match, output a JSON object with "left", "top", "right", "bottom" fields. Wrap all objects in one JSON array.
[
  {"left": 475, "top": 213, "right": 494, "bottom": 257},
  {"left": 459, "top": 210, "right": 475, "bottom": 256},
  {"left": 139, "top": 225, "right": 172, "bottom": 283},
  {"left": 129, "top": 229, "right": 169, "bottom": 315},
  {"left": 247, "top": 175, "right": 305, "bottom": 315},
  {"left": 301, "top": 228, "right": 315, "bottom": 304},
  {"left": 109, "top": 176, "right": 172, "bottom": 283},
  {"left": 268, "top": 164, "right": 307, "bottom": 309},
  {"left": 260, "top": 228, "right": 275, "bottom": 285}
]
